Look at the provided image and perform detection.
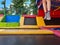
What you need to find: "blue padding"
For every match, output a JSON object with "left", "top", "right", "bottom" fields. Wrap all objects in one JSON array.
[
  {"left": 6, "top": 15, "right": 20, "bottom": 22},
  {"left": 50, "top": 28, "right": 60, "bottom": 30},
  {"left": 53, "top": 28, "right": 60, "bottom": 30}
]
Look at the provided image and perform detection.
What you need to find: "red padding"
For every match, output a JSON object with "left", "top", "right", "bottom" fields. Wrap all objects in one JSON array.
[
  {"left": 53, "top": 30, "right": 60, "bottom": 37},
  {"left": 38, "top": 9, "right": 60, "bottom": 18},
  {"left": 23, "top": 15, "right": 36, "bottom": 18},
  {"left": 40, "top": 26, "right": 60, "bottom": 29},
  {"left": 40, "top": 27, "right": 60, "bottom": 37}
]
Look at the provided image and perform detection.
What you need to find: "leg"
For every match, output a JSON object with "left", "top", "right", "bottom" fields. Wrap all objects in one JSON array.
[
  {"left": 42, "top": 0, "right": 47, "bottom": 13},
  {"left": 42, "top": 0, "right": 47, "bottom": 19},
  {"left": 46, "top": 0, "right": 51, "bottom": 11},
  {"left": 46, "top": 0, "right": 51, "bottom": 20}
]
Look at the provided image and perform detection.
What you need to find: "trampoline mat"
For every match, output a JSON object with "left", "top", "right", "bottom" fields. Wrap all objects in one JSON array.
[
  {"left": 0, "top": 35, "right": 60, "bottom": 45},
  {"left": 24, "top": 17, "right": 37, "bottom": 25},
  {"left": 44, "top": 18, "right": 60, "bottom": 25}
]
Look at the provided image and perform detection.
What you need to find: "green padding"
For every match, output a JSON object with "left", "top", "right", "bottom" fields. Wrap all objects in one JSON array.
[
  {"left": 0, "top": 22, "right": 19, "bottom": 27},
  {"left": 0, "top": 16, "right": 20, "bottom": 27},
  {"left": 6, "top": 22, "right": 19, "bottom": 27},
  {"left": 0, "top": 22, "right": 6, "bottom": 27}
]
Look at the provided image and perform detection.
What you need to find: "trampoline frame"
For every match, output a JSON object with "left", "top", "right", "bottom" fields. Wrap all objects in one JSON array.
[{"left": 0, "top": 15, "right": 60, "bottom": 35}]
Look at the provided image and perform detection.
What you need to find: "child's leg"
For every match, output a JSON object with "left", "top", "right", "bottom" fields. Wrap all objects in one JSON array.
[
  {"left": 42, "top": 0, "right": 47, "bottom": 19},
  {"left": 46, "top": 0, "right": 51, "bottom": 20},
  {"left": 46, "top": 0, "right": 51, "bottom": 11},
  {"left": 42, "top": 0, "right": 47, "bottom": 13}
]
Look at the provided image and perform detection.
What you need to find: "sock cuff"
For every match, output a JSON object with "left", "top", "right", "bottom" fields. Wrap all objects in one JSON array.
[
  {"left": 47, "top": 11, "right": 50, "bottom": 12},
  {"left": 45, "top": 12, "right": 47, "bottom": 13}
]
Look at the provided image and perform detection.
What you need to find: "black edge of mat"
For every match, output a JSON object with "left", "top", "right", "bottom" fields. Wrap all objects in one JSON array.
[{"left": 44, "top": 18, "right": 60, "bottom": 25}]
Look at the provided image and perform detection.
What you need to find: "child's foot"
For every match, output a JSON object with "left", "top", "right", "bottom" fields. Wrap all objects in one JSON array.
[
  {"left": 46, "top": 11, "right": 51, "bottom": 20},
  {"left": 44, "top": 12, "right": 47, "bottom": 20},
  {"left": 44, "top": 15, "right": 46, "bottom": 20},
  {"left": 44, "top": 11, "right": 51, "bottom": 20}
]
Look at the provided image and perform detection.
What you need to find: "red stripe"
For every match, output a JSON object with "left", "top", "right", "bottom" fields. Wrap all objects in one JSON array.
[{"left": 23, "top": 15, "right": 36, "bottom": 18}]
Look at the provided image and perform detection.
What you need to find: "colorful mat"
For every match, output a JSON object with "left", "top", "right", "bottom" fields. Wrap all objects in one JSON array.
[{"left": 40, "top": 27, "right": 60, "bottom": 37}]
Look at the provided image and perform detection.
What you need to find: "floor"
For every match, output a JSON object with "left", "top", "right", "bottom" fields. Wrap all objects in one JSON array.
[{"left": 0, "top": 35, "right": 60, "bottom": 45}]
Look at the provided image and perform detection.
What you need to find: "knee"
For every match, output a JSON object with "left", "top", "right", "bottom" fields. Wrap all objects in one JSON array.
[
  {"left": 42, "top": 0, "right": 46, "bottom": 3},
  {"left": 46, "top": 0, "right": 51, "bottom": 3}
]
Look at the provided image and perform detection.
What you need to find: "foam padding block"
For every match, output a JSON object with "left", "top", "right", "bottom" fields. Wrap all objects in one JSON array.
[
  {"left": 6, "top": 15, "right": 20, "bottom": 22},
  {"left": 6, "top": 22, "right": 19, "bottom": 27},
  {"left": 36, "top": 17, "right": 45, "bottom": 26},
  {"left": 0, "top": 22, "right": 6, "bottom": 27},
  {"left": 0, "top": 30, "right": 53, "bottom": 34},
  {"left": 23, "top": 15, "right": 36, "bottom": 18}
]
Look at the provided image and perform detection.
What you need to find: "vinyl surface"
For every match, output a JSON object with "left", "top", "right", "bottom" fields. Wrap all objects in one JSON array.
[
  {"left": 24, "top": 17, "right": 37, "bottom": 25},
  {"left": 0, "top": 35, "right": 60, "bottom": 45},
  {"left": 44, "top": 18, "right": 60, "bottom": 25}
]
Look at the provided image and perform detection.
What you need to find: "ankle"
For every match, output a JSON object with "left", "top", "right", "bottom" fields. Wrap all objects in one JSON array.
[
  {"left": 45, "top": 12, "right": 47, "bottom": 15},
  {"left": 47, "top": 11, "right": 50, "bottom": 13}
]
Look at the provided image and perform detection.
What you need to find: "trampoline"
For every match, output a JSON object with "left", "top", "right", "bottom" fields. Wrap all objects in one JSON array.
[
  {"left": 44, "top": 18, "right": 60, "bottom": 25},
  {"left": 24, "top": 17, "right": 37, "bottom": 25}
]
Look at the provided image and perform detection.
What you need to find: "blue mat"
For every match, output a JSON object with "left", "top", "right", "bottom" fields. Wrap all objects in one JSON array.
[{"left": 6, "top": 15, "right": 20, "bottom": 22}]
